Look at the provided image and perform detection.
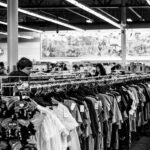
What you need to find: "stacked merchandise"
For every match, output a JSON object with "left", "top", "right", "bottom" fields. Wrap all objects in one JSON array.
[
  {"left": 0, "top": 95, "right": 79, "bottom": 150},
  {"left": 0, "top": 96, "right": 37, "bottom": 150},
  {"left": 1, "top": 75, "right": 150, "bottom": 150},
  {"left": 125, "top": 63, "right": 145, "bottom": 73}
]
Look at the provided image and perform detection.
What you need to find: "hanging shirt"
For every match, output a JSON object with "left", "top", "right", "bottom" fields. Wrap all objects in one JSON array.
[
  {"left": 52, "top": 103, "right": 81, "bottom": 150},
  {"left": 31, "top": 105, "right": 69, "bottom": 150}
]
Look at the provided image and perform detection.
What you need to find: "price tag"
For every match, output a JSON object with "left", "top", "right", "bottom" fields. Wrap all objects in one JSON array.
[
  {"left": 117, "top": 96, "right": 121, "bottom": 103},
  {"left": 19, "top": 103, "right": 24, "bottom": 108},
  {"left": 99, "top": 101, "right": 102, "bottom": 107},
  {"left": 80, "top": 105, "right": 84, "bottom": 112},
  {"left": 22, "top": 96, "right": 28, "bottom": 99},
  {"left": 16, "top": 97, "right": 20, "bottom": 100},
  {"left": 71, "top": 103, "right": 76, "bottom": 111},
  {"left": 95, "top": 102, "right": 99, "bottom": 110},
  {"left": 64, "top": 109, "right": 69, "bottom": 118}
]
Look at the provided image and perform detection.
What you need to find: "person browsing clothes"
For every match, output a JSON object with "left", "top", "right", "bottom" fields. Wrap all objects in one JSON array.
[
  {"left": 95, "top": 63, "right": 107, "bottom": 76},
  {"left": 9, "top": 57, "right": 33, "bottom": 82}
]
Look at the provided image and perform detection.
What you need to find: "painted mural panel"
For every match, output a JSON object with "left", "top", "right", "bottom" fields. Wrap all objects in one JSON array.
[
  {"left": 41, "top": 30, "right": 121, "bottom": 59},
  {"left": 127, "top": 29, "right": 150, "bottom": 57}
]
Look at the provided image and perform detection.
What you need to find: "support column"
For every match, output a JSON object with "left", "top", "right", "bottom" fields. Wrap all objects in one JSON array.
[
  {"left": 121, "top": 0, "right": 127, "bottom": 65},
  {"left": 7, "top": 0, "right": 18, "bottom": 73}
]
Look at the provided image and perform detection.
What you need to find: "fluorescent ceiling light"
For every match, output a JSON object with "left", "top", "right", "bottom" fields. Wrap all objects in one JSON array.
[
  {"left": 127, "top": 18, "right": 133, "bottom": 22},
  {"left": 0, "top": 32, "right": 34, "bottom": 39},
  {"left": 86, "top": 19, "right": 93, "bottom": 23},
  {"left": 18, "top": 35, "right": 34, "bottom": 39},
  {"left": 65, "top": 0, "right": 121, "bottom": 28},
  {"left": 146, "top": 0, "right": 150, "bottom": 5},
  {"left": 0, "top": 21, "right": 42, "bottom": 33},
  {"left": 18, "top": 25, "right": 42, "bottom": 33},
  {"left": 0, "top": 2, "right": 84, "bottom": 32}
]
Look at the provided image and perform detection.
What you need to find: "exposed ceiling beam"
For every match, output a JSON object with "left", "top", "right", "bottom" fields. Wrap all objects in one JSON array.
[
  {"left": 96, "top": 8, "right": 119, "bottom": 22},
  {"left": 19, "top": 22, "right": 150, "bottom": 30},
  {"left": 65, "top": 0, "right": 121, "bottom": 28},
  {"left": 40, "top": 10, "right": 70, "bottom": 22},
  {"left": 0, "top": 5, "right": 149, "bottom": 11},
  {"left": 19, "top": 5, "right": 120, "bottom": 9},
  {"left": 16, "top": 5, "right": 150, "bottom": 10},
  {"left": 0, "top": 2, "right": 84, "bottom": 31},
  {"left": 129, "top": 7, "right": 142, "bottom": 19},
  {"left": 66, "top": 8, "right": 92, "bottom": 21}
]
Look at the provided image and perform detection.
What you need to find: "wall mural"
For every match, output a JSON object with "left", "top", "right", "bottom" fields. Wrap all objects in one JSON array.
[
  {"left": 127, "top": 29, "right": 150, "bottom": 57},
  {"left": 0, "top": 47, "right": 4, "bottom": 56},
  {"left": 41, "top": 30, "right": 122, "bottom": 59},
  {"left": 41, "top": 29, "right": 150, "bottom": 60}
]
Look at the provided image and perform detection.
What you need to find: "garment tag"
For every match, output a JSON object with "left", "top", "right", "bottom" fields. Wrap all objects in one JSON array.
[
  {"left": 16, "top": 97, "right": 20, "bottom": 100},
  {"left": 22, "top": 96, "right": 29, "bottom": 99},
  {"left": 99, "top": 101, "right": 102, "bottom": 107},
  {"left": 80, "top": 105, "right": 84, "bottom": 112},
  {"left": 64, "top": 109, "right": 69, "bottom": 118},
  {"left": 95, "top": 102, "right": 99, "bottom": 110},
  {"left": 71, "top": 103, "right": 76, "bottom": 111},
  {"left": 19, "top": 103, "right": 24, "bottom": 108},
  {"left": 117, "top": 96, "right": 121, "bottom": 103}
]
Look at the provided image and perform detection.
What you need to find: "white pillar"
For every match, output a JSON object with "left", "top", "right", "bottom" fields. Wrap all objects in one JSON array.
[
  {"left": 7, "top": 0, "right": 18, "bottom": 73},
  {"left": 121, "top": 28, "right": 126, "bottom": 65},
  {"left": 121, "top": 0, "right": 127, "bottom": 65}
]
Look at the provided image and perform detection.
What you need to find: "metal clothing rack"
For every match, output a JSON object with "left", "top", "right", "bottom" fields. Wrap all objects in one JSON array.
[
  {"left": 1, "top": 74, "right": 150, "bottom": 150},
  {"left": 1, "top": 74, "right": 150, "bottom": 92},
  {"left": 28, "top": 74, "right": 150, "bottom": 88}
]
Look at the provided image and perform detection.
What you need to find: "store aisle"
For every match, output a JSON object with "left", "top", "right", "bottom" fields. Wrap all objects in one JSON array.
[{"left": 131, "top": 136, "right": 150, "bottom": 150}]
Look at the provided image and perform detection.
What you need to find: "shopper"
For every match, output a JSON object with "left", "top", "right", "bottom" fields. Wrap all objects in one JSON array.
[
  {"left": 9, "top": 57, "right": 33, "bottom": 82},
  {"left": 72, "top": 64, "right": 79, "bottom": 72},
  {"left": 111, "top": 64, "right": 125, "bottom": 75},
  {"left": 95, "top": 63, "right": 107, "bottom": 76},
  {"left": 63, "top": 64, "right": 68, "bottom": 71},
  {"left": 111, "top": 64, "right": 122, "bottom": 71},
  {"left": 0, "top": 62, "right": 7, "bottom": 76}
]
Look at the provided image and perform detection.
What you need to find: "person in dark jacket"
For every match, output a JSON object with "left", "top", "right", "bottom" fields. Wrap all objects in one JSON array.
[
  {"left": 9, "top": 57, "right": 33, "bottom": 82},
  {"left": 95, "top": 63, "right": 106, "bottom": 76},
  {"left": 0, "top": 62, "right": 7, "bottom": 76},
  {"left": 111, "top": 64, "right": 122, "bottom": 72},
  {"left": 3, "top": 58, "right": 32, "bottom": 96}
]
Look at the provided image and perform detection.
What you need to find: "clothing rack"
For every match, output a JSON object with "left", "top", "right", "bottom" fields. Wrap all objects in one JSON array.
[
  {"left": 1, "top": 74, "right": 150, "bottom": 94},
  {"left": 28, "top": 74, "right": 150, "bottom": 150},
  {"left": 1, "top": 74, "right": 150, "bottom": 87},
  {"left": 1, "top": 74, "right": 150, "bottom": 150},
  {"left": 28, "top": 74, "right": 150, "bottom": 88}
]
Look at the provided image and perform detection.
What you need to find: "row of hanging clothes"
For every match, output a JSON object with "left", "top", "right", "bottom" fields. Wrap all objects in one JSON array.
[{"left": 1, "top": 74, "right": 150, "bottom": 150}]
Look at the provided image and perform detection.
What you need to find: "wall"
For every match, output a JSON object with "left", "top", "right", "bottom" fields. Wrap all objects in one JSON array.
[{"left": 0, "top": 40, "right": 41, "bottom": 62}]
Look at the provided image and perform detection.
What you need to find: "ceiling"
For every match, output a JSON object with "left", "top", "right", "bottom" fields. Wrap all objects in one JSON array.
[{"left": 0, "top": 0, "right": 150, "bottom": 33}]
